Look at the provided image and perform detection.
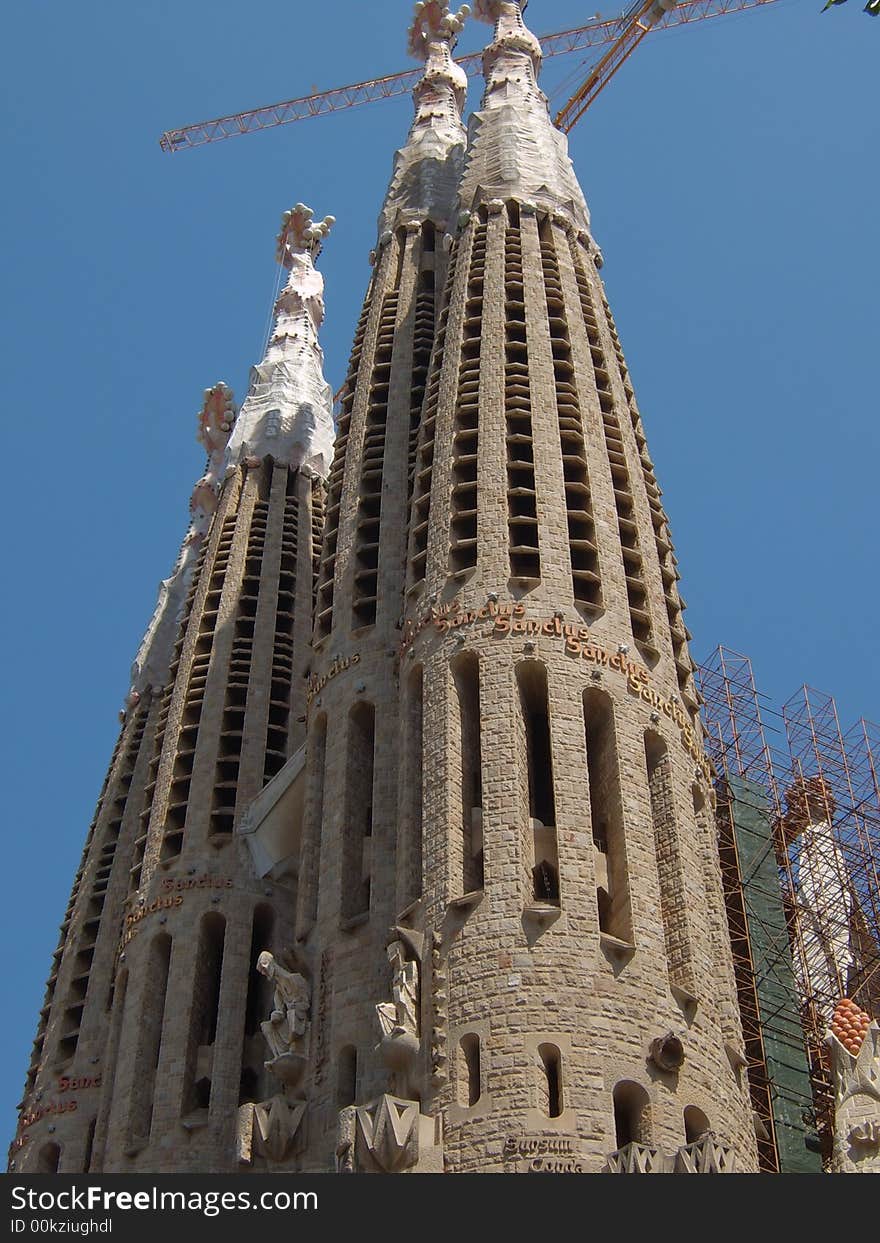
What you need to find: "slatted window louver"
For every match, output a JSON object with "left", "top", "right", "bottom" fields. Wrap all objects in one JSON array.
[
  {"left": 540, "top": 224, "right": 601, "bottom": 610},
  {"left": 447, "top": 222, "right": 485, "bottom": 579},
  {"left": 315, "top": 301, "right": 370, "bottom": 638},
  {"left": 210, "top": 498, "right": 269, "bottom": 840},
  {"left": 504, "top": 210, "right": 540, "bottom": 583},
  {"left": 352, "top": 290, "right": 399, "bottom": 628},
  {"left": 568, "top": 243, "right": 654, "bottom": 651}
]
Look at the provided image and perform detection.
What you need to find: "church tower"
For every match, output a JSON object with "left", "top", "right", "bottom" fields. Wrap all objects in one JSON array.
[
  {"left": 297, "top": 0, "right": 758, "bottom": 1174},
  {"left": 11, "top": 206, "right": 335, "bottom": 1174},
  {"left": 13, "top": 1, "right": 762, "bottom": 1175}
]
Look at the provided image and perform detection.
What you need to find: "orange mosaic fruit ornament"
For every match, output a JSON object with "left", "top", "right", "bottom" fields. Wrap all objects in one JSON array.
[{"left": 831, "top": 998, "right": 872, "bottom": 1057}]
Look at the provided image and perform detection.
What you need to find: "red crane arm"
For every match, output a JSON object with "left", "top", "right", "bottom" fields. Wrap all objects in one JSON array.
[{"left": 159, "top": 0, "right": 781, "bottom": 154}]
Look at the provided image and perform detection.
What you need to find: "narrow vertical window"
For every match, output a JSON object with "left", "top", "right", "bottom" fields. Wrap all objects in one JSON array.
[
  {"left": 37, "top": 1143, "right": 61, "bottom": 1174},
  {"left": 182, "top": 913, "right": 226, "bottom": 1116},
  {"left": 241, "top": 905, "right": 274, "bottom": 1104},
  {"left": 128, "top": 932, "right": 171, "bottom": 1145},
  {"left": 537, "top": 1044, "right": 563, "bottom": 1118},
  {"left": 298, "top": 713, "right": 327, "bottom": 933},
  {"left": 645, "top": 732, "right": 695, "bottom": 999},
  {"left": 517, "top": 663, "right": 559, "bottom": 903},
  {"left": 452, "top": 654, "right": 483, "bottom": 895},
  {"left": 583, "top": 690, "right": 633, "bottom": 943},
  {"left": 341, "top": 702, "right": 375, "bottom": 922},
  {"left": 401, "top": 667, "right": 424, "bottom": 908},
  {"left": 82, "top": 1118, "right": 96, "bottom": 1174},
  {"left": 337, "top": 1046, "right": 358, "bottom": 1107},
  {"left": 458, "top": 1033, "right": 481, "bottom": 1107}
]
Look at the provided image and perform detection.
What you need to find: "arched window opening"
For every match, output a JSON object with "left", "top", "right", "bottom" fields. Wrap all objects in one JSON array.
[
  {"left": 538, "top": 1043, "right": 563, "bottom": 1118},
  {"left": 299, "top": 713, "right": 327, "bottom": 932},
  {"left": 517, "top": 663, "right": 556, "bottom": 827},
  {"left": 83, "top": 1117, "right": 96, "bottom": 1173},
  {"left": 182, "top": 912, "right": 226, "bottom": 1117},
  {"left": 645, "top": 731, "right": 694, "bottom": 997},
  {"left": 613, "top": 1081, "right": 652, "bottom": 1148},
  {"left": 128, "top": 932, "right": 171, "bottom": 1145},
  {"left": 402, "top": 666, "right": 424, "bottom": 907},
  {"left": 337, "top": 1045, "right": 358, "bottom": 1108},
  {"left": 342, "top": 703, "right": 375, "bottom": 922},
  {"left": 452, "top": 654, "right": 483, "bottom": 895},
  {"left": 684, "top": 1105, "right": 711, "bottom": 1144},
  {"left": 584, "top": 690, "right": 632, "bottom": 942},
  {"left": 37, "top": 1142, "right": 60, "bottom": 1174},
  {"left": 458, "top": 1033, "right": 481, "bottom": 1108},
  {"left": 517, "top": 663, "right": 560, "bottom": 904},
  {"left": 241, "top": 904, "right": 274, "bottom": 1105},
  {"left": 244, "top": 906, "right": 275, "bottom": 1039}
]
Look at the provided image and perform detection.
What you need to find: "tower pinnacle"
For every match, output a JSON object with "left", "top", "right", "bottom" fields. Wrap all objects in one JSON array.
[
  {"left": 127, "top": 382, "right": 238, "bottom": 709},
  {"left": 376, "top": 3, "right": 471, "bottom": 242},
  {"left": 459, "top": 0, "right": 591, "bottom": 233},
  {"left": 225, "top": 204, "right": 336, "bottom": 478}
]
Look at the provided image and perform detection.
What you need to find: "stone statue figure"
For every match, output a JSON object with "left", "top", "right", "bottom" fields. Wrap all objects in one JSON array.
[
  {"left": 376, "top": 940, "right": 419, "bottom": 1039},
  {"left": 257, "top": 951, "right": 310, "bottom": 1062}
]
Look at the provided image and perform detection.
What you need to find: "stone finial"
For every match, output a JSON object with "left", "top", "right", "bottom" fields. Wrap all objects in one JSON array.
[
  {"left": 196, "top": 381, "right": 237, "bottom": 457},
  {"left": 473, "top": 0, "right": 510, "bottom": 22},
  {"left": 276, "top": 203, "right": 336, "bottom": 267},
  {"left": 408, "top": 2, "right": 471, "bottom": 59}
]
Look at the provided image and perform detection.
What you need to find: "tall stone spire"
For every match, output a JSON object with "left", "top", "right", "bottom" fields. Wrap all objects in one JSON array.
[
  {"left": 377, "top": 2, "right": 471, "bottom": 241},
  {"left": 314, "top": 2, "right": 471, "bottom": 642},
  {"left": 458, "top": 0, "right": 591, "bottom": 232},
  {"left": 225, "top": 205, "right": 335, "bottom": 478}
]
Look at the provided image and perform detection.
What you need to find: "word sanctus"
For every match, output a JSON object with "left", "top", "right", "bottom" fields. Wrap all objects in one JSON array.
[
  {"left": 19, "top": 1099, "right": 78, "bottom": 1131},
  {"left": 307, "top": 652, "right": 360, "bottom": 706},
  {"left": 57, "top": 1075, "right": 101, "bottom": 1093}
]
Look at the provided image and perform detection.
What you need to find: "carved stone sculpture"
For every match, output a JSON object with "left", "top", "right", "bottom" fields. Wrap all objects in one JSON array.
[
  {"left": 237, "top": 1096, "right": 307, "bottom": 1166},
  {"left": 257, "top": 951, "right": 310, "bottom": 1086},
  {"left": 336, "top": 1094, "right": 442, "bottom": 1174},
  {"left": 375, "top": 939, "right": 420, "bottom": 1087},
  {"left": 376, "top": 940, "right": 419, "bottom": 1040}
]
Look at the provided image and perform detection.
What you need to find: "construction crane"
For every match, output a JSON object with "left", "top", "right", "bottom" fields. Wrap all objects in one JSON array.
[{"left": 160, "top": 0, "right": 782, "bottom": 153}]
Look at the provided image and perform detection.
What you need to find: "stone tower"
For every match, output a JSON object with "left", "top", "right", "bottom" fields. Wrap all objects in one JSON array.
[
  {"left": 11, "top": 206, "right": 335, "bottom": 1174},
  {"left": 298, "top": 0, "right": 757, "bottom": 1175},
  {"left": 13, "top": 1, "right": 761, "bottom": 1175}
]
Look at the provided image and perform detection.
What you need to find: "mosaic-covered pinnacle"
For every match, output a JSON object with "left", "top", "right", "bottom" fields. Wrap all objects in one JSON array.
[
  {"left": 408, "top": 2, "right": 471, "bottom": 59},
  {"left": 276, "top": 203, "right": 336, "bottom": 266},
  {"left": 125, "top": 382, "right": 238, "bottom": 710},
  {"left": 376, "top": 3, "right": 470, "bottom": 242},
  {"left": 224, "top": 204, "right": 335, "bottom": 480},
  {"left": 456, "top": 0, "right": 592, "bottom": 233}
]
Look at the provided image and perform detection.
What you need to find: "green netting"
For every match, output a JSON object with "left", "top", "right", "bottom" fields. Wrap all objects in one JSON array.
[{"left": 727, "top": 776, "right": 823, "bottom": 1173}]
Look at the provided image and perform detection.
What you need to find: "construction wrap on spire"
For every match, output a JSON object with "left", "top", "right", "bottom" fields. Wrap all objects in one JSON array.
[
  {"left": 457, "top": 0, "right": 591, "bottom": 232},
  {"left": 127, "top": 383, "right": 238, "bottom": 707},
  {"left": 376, "top": 3, "right": 471, "bottom": 241},
  {"left": 225, "top": 204, "right": 336, "bottom": 479}
]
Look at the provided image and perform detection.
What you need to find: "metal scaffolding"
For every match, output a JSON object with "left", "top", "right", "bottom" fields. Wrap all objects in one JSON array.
[{"left": 697, "top": 648, "right": 880, "bottom": 1171}]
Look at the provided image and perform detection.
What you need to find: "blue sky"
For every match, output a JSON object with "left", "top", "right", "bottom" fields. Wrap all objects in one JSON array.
[{"left": 1, "top": 0, "right": 876, "bottom": 1143}]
